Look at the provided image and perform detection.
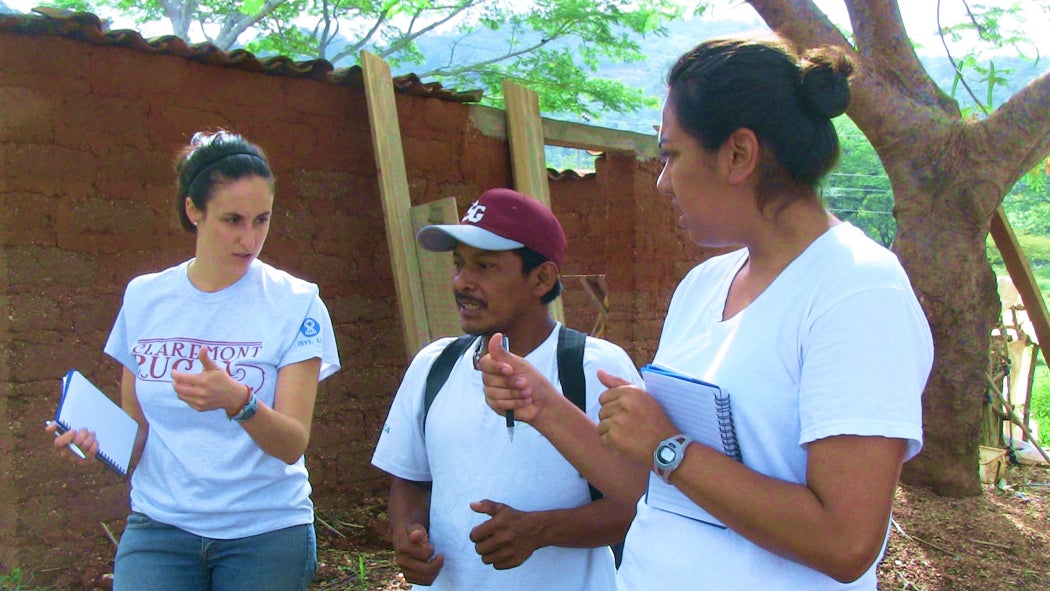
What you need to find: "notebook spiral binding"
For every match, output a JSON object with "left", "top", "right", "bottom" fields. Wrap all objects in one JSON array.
[
  {"left": 714, "top": 393, "right": 742, "bottom": 462},
  {"left": 55, "top": 418, "right": 127, "bottom": 476}
]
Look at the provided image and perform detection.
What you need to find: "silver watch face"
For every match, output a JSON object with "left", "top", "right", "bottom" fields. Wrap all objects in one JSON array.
[{"left": 657, "top": 444, "right": 677, "bottom": 464}]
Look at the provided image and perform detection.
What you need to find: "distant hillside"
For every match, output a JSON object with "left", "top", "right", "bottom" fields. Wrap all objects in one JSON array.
[{"left": 412, "top": 16, "right": 1046, "bottom": 133}]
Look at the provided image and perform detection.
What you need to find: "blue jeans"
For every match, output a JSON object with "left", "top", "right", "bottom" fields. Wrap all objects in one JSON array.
[{"left": 113, "top": 512, "right": 317, "bottom": 591}]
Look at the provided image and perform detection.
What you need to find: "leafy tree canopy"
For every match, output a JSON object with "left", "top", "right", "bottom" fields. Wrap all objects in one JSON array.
[{"left": 47, "top": 0, "right": 684, "bottom": 118}]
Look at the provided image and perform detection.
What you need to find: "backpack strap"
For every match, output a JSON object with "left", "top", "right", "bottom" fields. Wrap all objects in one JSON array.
[
  {"left": 556, "top": 326, "right": 603, "bottom": 502},
  {"left": 422, "top": 327, "right": 623, "bottom": 564},
  {"left": 556, "top": 326, "right": 588, "bottom": 413},
  {"left": 557, "top": 325, "right": 624, "bottom": 566},
  {"left": 422, "top": 334, "right": 478, "bottom": 434}
]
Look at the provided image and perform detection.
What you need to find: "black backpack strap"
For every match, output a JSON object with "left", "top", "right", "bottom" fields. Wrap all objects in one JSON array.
[
  {"left": 422, "top": 334, "right": 478, "bottom": 433},
  {"left": 557, "top": 326, "right": 588, "bottom": 413},
  {"left": 556, "top": 326, "right": 602, "bottom": 501},
  {"left": 557, "top": 325, "right": 625, "bottom": 566}
]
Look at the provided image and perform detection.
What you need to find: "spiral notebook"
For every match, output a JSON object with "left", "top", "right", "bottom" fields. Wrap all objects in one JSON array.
[
  {"left": 641, "top": 363, "right": 741, "bottom": 528},
  {"left": 54, "top": 369, "right": 139, "bottom": 476}
]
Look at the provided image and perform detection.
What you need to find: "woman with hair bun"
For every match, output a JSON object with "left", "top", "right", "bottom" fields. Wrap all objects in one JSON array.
[
  {"left": 47, "top": 130, "right": 340, "bottom": 591},
  {"left": 480, "top": 35, "right": 933, "bottom": 590}
]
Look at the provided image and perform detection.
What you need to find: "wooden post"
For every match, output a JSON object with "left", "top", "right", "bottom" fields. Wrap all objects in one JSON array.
[
  {"left": 361, "top": 50, "right": 429, "bottom": 358},
  {"left": 990, "top": 206, "right": 1049, "bottom": 355},
  {"left": 503, "top": 79, "right": 564, "bottom": 323},
  {"left": 411, "top": 197, "right": 462, "bottom": 340}
]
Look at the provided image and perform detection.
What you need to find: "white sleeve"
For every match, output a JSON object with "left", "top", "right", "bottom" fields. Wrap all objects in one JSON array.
[{"left": 798, "top": 286, "right": 932, "bottom": 460}]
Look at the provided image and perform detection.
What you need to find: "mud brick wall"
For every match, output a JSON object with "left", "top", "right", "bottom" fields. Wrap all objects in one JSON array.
[{"left": 0, "top": 20, "right": 710, "bottom": 587}]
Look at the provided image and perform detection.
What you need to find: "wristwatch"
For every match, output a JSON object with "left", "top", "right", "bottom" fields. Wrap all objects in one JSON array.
[
  {"left": 653, "top": 433, "right": 693, "bottom": 483},
  {"left": 229, "top": 386, "right": 258, "bottom": 423}
]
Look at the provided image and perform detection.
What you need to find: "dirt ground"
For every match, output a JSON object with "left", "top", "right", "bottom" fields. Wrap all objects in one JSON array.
[
  {"left": 16, "top": 464, "right": 1049, "bottom": 590},
  {"left": 308, "top": 463, "right": 1050, "bottom": 591}
]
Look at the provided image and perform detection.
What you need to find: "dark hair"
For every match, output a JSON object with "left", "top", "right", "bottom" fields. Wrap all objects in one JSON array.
[
  {"left": 175, "top": 130, "right": 274, "bottom": 233},
  {"left": 516, "top": 247, "right": 563, "bottom": 304},
  {"left": 667, "top": 36, "right": 853, "bottom": 208}
]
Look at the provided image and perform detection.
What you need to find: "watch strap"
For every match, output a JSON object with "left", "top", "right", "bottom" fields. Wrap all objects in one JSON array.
[{"left": 229, "top": 385, "right": 258, "bottom": 422}]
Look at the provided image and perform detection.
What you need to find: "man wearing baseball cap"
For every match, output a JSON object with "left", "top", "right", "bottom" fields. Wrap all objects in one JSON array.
[{"left": 372, "top": 188, "right": 642, "bottom": 590}]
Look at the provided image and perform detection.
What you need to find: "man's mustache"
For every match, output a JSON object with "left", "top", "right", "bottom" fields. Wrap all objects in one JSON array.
[{"left": 455, "top": 293, "right": 486, "bottom": 308}]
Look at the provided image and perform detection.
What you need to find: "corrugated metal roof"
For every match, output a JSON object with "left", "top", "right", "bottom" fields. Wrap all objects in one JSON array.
[{"left": 0, "top": 7, "right": 484, "bottom": 103}]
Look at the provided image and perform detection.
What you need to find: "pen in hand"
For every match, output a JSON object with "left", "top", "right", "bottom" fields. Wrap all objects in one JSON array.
[
  {"left": 45, "top": 420, "right": 88, "bottom": 460},
  {"left": 502, "top": 335, "right": 514, "bottom": 442}
]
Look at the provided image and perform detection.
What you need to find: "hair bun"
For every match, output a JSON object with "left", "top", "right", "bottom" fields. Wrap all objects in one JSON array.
[{"left": 798, "top": 47, "right": 853, "bottom": 119}]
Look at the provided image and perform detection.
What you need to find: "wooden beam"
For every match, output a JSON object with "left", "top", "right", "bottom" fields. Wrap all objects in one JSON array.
[
  {"left": 502, "top": 79, "right": 564, "bottom": 323},
  {"left": 502, "top": 80, "right": 551, "bottom": 205},
  {"left": 411, "top": 197, "right": 461, "bottom": 340},
  {"left": 541, "top": 117, "right": 659, "bottom": 159},
  {"left": 468, "top": 104, "right": 660, "bottom": 161},
  {"left": 361, "top": 50, "right": 429, "bottom": 358},
  {"left": 563, "top": 274, "right": 610, "bottom": 338},
  {"left": 990, "top": 206, "right": 1050, "bottom": 355}
]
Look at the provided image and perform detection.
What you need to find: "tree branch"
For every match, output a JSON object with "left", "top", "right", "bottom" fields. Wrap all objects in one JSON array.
[
  {"left": 938, "top": 0, "right": 990, "bottom": 115},
  {"left": 416, "top": 36, "right": 550, "bottom": 78},
  {"left": 328, "top": 11, "right": 389, "bottom": 64},
  {"left": 413, "top": 15, "right": 578, "bottom": 79},
  {"left": 314, "top": 0, "right": 341, "bottom": 60},
  {"left": 747, "top": 0, "right": 849, "bottom": 51},
  {"left": 159, "top": 0, "right": 195, "bottom": 38},
  {"left": 981, "top": 68, "right": 1050, "bottom": 184},
  {"left": 377, "top": 0, "right": 480, "bottom": 59},
  {"left": 847, "top": 0, "right": 960, "bottom": 116},
  {"left": 751, "top": 0, "right": 960, "bottom": 153},
  {"left": 214, "top": 0, "right": 287, "bottom": 49}
]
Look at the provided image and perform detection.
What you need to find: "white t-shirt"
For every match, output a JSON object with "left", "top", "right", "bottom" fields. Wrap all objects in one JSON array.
[
  {"left": 372, "top": 324, "right": 643, "bottom": 591},
  {"left": 617, "top": 223, "right": 933, "bottom": 591},
  {"left": 104, "top": 258, "right": 340, "bottom": 539}
]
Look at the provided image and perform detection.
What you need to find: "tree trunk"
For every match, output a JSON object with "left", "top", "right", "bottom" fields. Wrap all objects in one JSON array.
[
  {"left": 892, "top": 190, "right": 1001, "bottom": 496},
  {"left": 747, "top": 0, "right": 1050, "bottom": 497}
]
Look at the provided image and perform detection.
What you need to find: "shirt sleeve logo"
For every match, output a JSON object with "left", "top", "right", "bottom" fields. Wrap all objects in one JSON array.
[{"left": 300, "top": 318, "right": 321, "bottom": 338}]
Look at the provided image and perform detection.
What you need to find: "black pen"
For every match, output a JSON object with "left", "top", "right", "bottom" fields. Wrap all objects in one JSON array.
[{"left": 502, "top": 335, "right": 514, "bottom": 441}]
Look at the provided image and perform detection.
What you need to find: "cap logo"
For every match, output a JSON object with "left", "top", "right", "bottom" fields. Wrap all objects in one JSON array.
[{"left": 463, "top": 201, "right": 486, "bottom": 224}]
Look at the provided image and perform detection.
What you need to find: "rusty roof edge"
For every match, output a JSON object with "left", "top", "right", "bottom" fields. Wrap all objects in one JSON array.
[{"left": 0, "top": 7, "right": 484, "bottom": 103}]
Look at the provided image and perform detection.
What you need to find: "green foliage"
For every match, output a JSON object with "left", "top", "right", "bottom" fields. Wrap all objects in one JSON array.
[
  {"left": 939, "top": 2, "right": 1040, "bottom": 117},
  {"left": 545, "top": 146, "right": 600, "bottom": 173},
  {"left": 823, "top": 117, "right": 897, "bottom": 246},
  {"left": 988, "top": 233, "right": 1050, "bottom": 270},
  {"left": 1002, "top": 165, "right": 1050, "bottom": 238},
  {"left": 355, "top": 553, "right": 368, "bottom": 590},
  {"left": 1031, "top": 360, "right": 1050, "bottom": 438},
  {"left": 47, "top": 0, "right": 684, "bottom": 117},
  {"left": 0, "top": 567, "right": 46, "bottom": 591}
]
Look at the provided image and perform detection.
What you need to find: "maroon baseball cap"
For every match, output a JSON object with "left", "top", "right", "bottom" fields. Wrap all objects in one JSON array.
[{"left": 416, "top": 188, "right": 567, "bottom": 269}]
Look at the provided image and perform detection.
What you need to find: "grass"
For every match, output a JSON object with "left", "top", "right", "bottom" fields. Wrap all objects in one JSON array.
[
  {"left": 0, "top": 568, "right": 46, "bottom": 591},
  {"left": 1030, "top": 358, "right": 1049, "bottom": 439},
  {"left": 1025, "top": 266, "right": 1049, "bottom": 438}
]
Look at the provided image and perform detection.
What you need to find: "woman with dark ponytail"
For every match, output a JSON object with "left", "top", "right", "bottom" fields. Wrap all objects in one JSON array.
[
  {"left": 48, "top": 130, "right": 340, "bottom": 590},
  {"left": 481, "top": 35, "right": 933, "bottom": 590}
]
